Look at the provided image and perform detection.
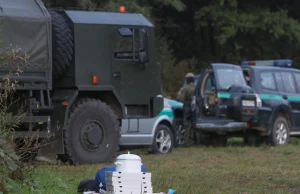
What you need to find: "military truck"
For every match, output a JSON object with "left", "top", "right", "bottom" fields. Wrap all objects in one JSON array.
[{"left": 0, "top": 0, "right": 163, "bottom": 164}]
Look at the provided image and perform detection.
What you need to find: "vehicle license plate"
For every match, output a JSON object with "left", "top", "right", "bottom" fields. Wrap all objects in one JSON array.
[{"left": 242, "top": 100, "right": 255, "bottom": 107}]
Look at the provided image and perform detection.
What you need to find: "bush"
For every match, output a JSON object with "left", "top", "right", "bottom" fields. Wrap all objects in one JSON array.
[
  {"left": 0, "top": 45, "right": 28, "bottom": 193},
  {"left": 157, "top": 36, "right": 200, "bottom": 98}
]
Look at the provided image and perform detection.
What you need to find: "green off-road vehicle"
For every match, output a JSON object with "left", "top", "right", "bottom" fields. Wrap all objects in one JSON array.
[{"left": 192, "top": 63, "right": 259, "bottom": 145}]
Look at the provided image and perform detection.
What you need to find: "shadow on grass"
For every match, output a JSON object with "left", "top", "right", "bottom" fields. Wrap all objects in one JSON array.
[{"left": 227, "top": 136, "right": 300, "bottom": 147}]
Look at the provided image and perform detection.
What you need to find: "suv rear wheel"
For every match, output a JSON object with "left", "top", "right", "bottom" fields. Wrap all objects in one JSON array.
[{"left": 268, "top": 115, "right": 290, "bottom": 146}]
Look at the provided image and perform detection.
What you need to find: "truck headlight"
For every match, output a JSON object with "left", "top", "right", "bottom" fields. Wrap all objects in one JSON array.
[{"left": 255, "top": 93, "right": 262, "bottom": 107}]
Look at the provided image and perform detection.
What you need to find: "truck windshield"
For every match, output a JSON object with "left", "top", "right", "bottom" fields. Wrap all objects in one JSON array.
[{"left": 215, "top": 68, "right": 247, "bottom": 90}]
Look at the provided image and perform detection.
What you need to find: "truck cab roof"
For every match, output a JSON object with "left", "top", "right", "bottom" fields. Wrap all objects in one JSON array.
[{"left": 65, "top": 10, "right": 154, "bottom": 27}]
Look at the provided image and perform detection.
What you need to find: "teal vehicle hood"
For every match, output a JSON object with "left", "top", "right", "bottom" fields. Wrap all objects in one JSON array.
[
  {"left": 157, "top": 95, "right": 183, "bottom": 109},
  {"left": 165, "top": 98, "right": 183, "bottom": 109}
]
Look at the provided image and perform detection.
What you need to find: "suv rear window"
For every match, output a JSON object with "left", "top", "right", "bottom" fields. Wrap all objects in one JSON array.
[{"left": 215, "top": 68, "right": 246, "bottom": 90}]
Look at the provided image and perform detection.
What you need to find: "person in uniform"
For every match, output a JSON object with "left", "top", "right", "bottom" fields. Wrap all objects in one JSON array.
[
  {"left": 176, "top": 72, "right": 196, "bottom": 147},
  {"left": 244, "top": 71, "right": 251, "bottom": 85}
]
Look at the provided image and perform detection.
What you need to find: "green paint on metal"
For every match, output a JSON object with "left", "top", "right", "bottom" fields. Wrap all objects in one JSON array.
[
  {"left": 158, "top": 108, "right": 174, "bottom": 118},
  {"left": 287, "top": 95, "right": 300, "bottom": 102},
  {"left": 258, "top": 93, "right": 300, "bottom": 101},
  {"left": 259, "top": 94, "right": 282, "bottom": 100},
  {"left": 217, "top": 92, "right": 231, "bottom": 98},
  {"left": 215, "top": 92, "right": 300, "bottom": 102}
]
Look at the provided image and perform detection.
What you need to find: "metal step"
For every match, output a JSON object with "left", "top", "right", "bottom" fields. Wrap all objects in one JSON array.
[{"left": 31, "top": 106, "right": 54, "bottom": 113}]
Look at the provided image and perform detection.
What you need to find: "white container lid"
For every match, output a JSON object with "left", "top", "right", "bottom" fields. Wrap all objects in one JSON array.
[{"left": 116, "top": 151, "right": 141, "bottom": 161}]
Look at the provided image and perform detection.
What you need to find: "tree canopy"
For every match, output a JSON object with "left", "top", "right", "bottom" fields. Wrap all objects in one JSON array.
[{"left": 43, "top": 0, "right": 300, "bottom": 96}]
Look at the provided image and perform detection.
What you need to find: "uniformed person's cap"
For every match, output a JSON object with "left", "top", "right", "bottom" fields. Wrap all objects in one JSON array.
[{"left": 185, "top": 72, "right": 194, "bottom": 78}]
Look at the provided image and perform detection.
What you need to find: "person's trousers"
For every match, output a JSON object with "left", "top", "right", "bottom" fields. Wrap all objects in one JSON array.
[{"left": 183, "top": 118, "right": 194, "bottom": 144}]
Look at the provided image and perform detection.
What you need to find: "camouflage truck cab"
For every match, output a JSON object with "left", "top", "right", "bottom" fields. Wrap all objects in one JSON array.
[{"left": 0, "top": 0, "right": 163, "bottom": 164}]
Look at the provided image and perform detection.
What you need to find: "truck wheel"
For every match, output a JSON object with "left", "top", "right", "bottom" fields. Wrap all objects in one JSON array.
[
  {"left": 151, "top": 124, "right": 174, "bottom": 154},
  {"left": 64, "top": 98, "right": 120, "bottom": 165},
  {"left": 268, "top": 115, "right": 290, "bottom": 146},
  {"left": 48, "top": 9, "right": 74, "bottom": 81}
]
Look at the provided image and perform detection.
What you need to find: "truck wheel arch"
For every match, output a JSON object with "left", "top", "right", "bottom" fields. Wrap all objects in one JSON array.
[
  {"left": 61, "top": 90, "right": 123, "bottom": 131},
  {"left": 151, "top": 108, "right": 182, "bottom": 143},
  {"left": 267, "top": 105, "right": 293, "bottom": 135},
  {"left": 158, "top": 120, "right": 174, "bottom": 137},
  {"left": 77, "top": 91, "right": 123, "bottom": 120}
]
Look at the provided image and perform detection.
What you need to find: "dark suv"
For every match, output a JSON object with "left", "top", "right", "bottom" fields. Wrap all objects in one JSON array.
[
  {"left": 192, "top": 63, "right": 259, "bottom": 145},
  {"left": 241, "top": 59, "right": 300, "bottom": 146}
]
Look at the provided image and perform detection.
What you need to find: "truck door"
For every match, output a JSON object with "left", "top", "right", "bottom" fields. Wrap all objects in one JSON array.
[{"left": 111, "top": 26, "right": 150, "bottom": 118}]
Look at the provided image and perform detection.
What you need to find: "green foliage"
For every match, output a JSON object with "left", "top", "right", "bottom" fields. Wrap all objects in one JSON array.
[
  {"left": 5, "top": 169, "right": 69, "bottom": 194},
  {"left": 0, "top": 44, "right": 27, "bottom": 193},
  {"left": 153, "top": 0, "right": 186, "bottom": 11},
  {"left": 196, "top": 3, "right": 300, "bottom": 44},
  {"left": 158, "top": 37, "right": 201, "bottom": 97},
  {"left": 194, "top": 0, "right": 300, "bottom": 62}
]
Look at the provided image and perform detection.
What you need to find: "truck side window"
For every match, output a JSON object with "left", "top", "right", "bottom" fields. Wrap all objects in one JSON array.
[
  {"left": 114, "top": 28, "right": 140, "bottom": 60},
  {"left": 281, "top": 72, "right": 296, "bottom": 93},
  {"left": 260, "top": 72, "right": 276, "bottom": 91}
]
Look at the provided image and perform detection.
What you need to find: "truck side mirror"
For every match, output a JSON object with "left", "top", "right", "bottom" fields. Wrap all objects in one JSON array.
[{"left": 139, "top": 28, "right": 148, "bottom": 64}]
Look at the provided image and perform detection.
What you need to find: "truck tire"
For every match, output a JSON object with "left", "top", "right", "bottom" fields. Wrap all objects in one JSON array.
[
  {"left": 151, "top": 124, "right": 174, "bottom": 154},
  {"left": 268, "top": 115, "right": 290, "bottom": 146},
  {"left": 64, "top": 98, "right": 120, "bottom": 165},
  {"left": 48, "top": 9, "right": 74, "bottom": 81}
]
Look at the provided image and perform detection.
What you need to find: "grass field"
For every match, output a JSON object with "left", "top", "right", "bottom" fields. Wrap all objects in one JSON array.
[{"left": 9, "top": 138, "right": 300, "bottom": 194}]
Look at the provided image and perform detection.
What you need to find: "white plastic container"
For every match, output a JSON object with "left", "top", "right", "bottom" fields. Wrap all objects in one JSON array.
[{"left": 114, "top": 152, "right": 142, "bottom": 173}]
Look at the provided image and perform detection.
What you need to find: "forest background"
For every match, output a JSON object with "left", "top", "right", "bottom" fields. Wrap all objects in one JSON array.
[{"left": 43, "top": 0, "right": 300, "bottom": 97}]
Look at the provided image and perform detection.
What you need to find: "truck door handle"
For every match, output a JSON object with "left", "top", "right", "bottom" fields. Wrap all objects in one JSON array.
[{"left": 282, "top": 95, "right": 288, "bottom": 100}]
